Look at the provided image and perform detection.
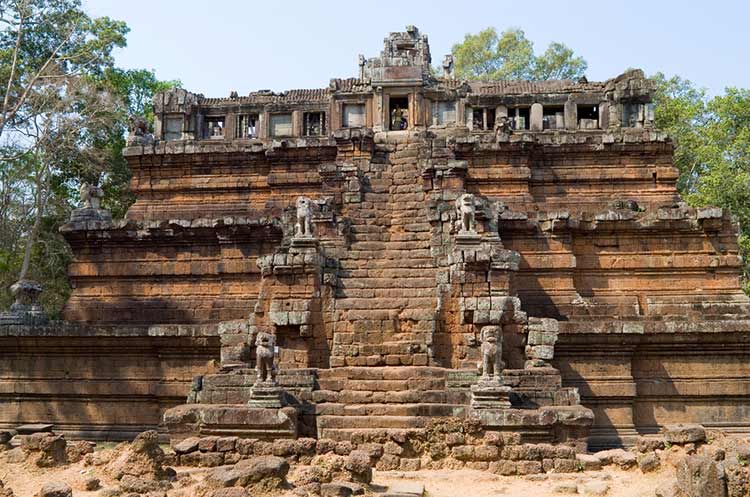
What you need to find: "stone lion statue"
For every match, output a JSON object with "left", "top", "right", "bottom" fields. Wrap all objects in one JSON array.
[
  {"left": 480, "top": 326, "right": 504, "bottom": 381},
  {"left": 255, "top": 331, "right": 278, "bottom": 384},
  {"left": 128, "top": 115, "right": 149, "bottom": 136},
  {"left": 295, "top": 196, "right": 313, "bottom": 238},
  {"left": 455, "top": 193, "right": 476, "bottom": 233},
  {"left": 79, "top": 182, "right": 103, "bottom": 210}
]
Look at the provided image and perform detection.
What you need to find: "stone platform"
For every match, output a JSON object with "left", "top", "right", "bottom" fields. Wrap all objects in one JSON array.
[{"left": 163, "top": 404, "right": 299, "bottom": 441}]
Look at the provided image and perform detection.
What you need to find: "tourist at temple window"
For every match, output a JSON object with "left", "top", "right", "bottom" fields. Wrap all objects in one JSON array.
[
  {"left": 203, "top": 117, "right": 225, "bottom": 139},
  {"left": 237, "top": 114, "right": 259, "bottom": 138}
]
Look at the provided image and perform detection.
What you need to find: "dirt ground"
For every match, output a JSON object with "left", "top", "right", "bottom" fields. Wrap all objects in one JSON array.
[{"left": 0, "top": 450, "right": 670, "bottom": 497}]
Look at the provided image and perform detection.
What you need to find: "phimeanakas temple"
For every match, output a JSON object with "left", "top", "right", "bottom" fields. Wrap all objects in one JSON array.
[{"left": 2, "top": 26, "right": 750, "bottom": 462}]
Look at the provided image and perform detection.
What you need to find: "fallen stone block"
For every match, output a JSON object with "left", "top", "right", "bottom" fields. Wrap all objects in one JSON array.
[
  {"left": 665, "top": 424, "right": 707, "bottom": 445},
  {"left": 35, "top": 482, "right": 71, "bottom": 497}
]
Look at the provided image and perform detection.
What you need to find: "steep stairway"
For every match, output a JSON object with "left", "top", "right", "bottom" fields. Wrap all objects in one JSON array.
[
  {"left": 313, "top": 367, "right": 469, "bottom": 441},
  {"left": 332, "top": 138, "right": 440, "bottom": 366}
]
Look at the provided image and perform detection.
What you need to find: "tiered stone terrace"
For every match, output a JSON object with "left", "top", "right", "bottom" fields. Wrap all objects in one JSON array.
[{"left": 1, "top": 26, "right": 749, "bottom": 450}]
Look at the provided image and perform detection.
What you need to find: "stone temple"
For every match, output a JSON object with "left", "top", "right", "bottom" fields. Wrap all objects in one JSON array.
[{"left": 2, "top": 26, "right": 750, "bottom": 457}]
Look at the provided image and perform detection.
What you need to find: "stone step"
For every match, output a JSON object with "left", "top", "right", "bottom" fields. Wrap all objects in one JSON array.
[
  {"left": 317, "top": 415, "right": 434, "bottom": 430},
  {"left": 315, "top": 402, "right": 463, "bottom": 417},
  {"left": 314, "top": 377, "right": 446, "bottom": 392},
  {"left": 338, "top": 258, "right": 435, "bottom": 270},
  {"left": 311, "top": 389, "right": 469, "bottom": 405},
  {"left": 317, "top": 366, "right": 450, "bottom": 381},
  {"left": 318, "top": 428, "right": 419, "bottom": 443}
]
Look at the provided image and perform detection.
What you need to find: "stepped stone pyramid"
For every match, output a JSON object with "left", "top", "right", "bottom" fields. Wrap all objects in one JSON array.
[{"left": 1, "top": 27, "right": 748, "bottom": 453}]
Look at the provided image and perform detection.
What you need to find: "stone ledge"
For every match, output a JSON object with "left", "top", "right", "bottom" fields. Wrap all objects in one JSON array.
[{"left": 0, "top": 322, "right": 219, "bottom": 337}]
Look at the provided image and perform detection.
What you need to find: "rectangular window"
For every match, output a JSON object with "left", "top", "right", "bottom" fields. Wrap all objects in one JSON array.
[
  {"left": 389, "top": 96, "right": 409, "bottom": 130},
  {"left": 577, "top": 105, "right": 599, "bottom": 129},
  {"left": 543, "top": 106, "right": 564, "bottom": 130},
  {"left": 203, "top": 116, "right": 225, "bottom": 139},
  {"left": 510, "top": 107, "right": 530, "bottom": 130},
  {"left": 623, "top": 103, "right": 641, "bottom": 127},
  {"left": 270, "top": 113, "right": 293, "bottom": 137},
  {"left": 164, "top": 116, "right": 183, "bottom": 141},
  {"left": 303, "top": 112, "right": 325, "bottom": 136},
  {"left": 434, "top": 101, "right": 456, "bottom": 125},
  {"left": 470, "top": 107, "right": 496, "bottom": 130},
  {"left": 343, "top": 104, "right": 365, "bottom": 128},
  {"left": 237, "top": 114, "right": 259, "bottom": 138}
]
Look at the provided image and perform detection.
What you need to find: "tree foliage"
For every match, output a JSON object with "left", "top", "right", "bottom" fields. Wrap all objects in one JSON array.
[
  {"left": 451, "top": 27, "right": 587, "bottom": 81},
  {"left": 0, "top": 1, "right": 177, "bottom": 314},
  {"left": 653, "top": 74, "right": 750, "bottom": 290}
]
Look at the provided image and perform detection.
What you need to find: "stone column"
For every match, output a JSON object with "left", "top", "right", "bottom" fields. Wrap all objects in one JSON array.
[
  {"left": 373, "top": 87, "right": 384, "bottom": 132},
  {"left": 530, "top": 103, "right": 543, "bottom": 131},
  {"left": 564, "top": 98, "right": 577, "bottom": 130},
  {"left": 599, "top": 101, "right": 610, "bottom": 129}
]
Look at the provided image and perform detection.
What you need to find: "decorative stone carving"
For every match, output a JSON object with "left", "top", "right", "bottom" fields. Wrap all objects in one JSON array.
[
  {"left": 126, "top": 115, "right": 153, "bottom": 145},
  {"left": 480, "top": 326, "right": 504, "bottom": 381},
  {"left": 67, "top": 182, "right": 111, "bottom": 224},
  {"left": 442, "top": 54, "right": 454, "bottom": 79},
  {"left": 471, "top": 320, "right": 512, "bottom": 409},
  {"left": 455, "top": 193, "right": 476, "bottom": 235},
  {"left": 80, "top": 183, "right": 102, "bottom": 210},
  {"left": 0, "top": 279, "right": 48, "bottom": 325},
  {"left": 249, "top": 331, "right": 284, "bottom": 409},
  {"left": 254, "top": 331, "right": 278, "bottom": 384},
  {"left": 295, "top": 196, "right": 314, "bottom": 238}
]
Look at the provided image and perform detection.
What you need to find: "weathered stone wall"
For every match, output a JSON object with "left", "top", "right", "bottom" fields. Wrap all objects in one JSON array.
[
  {"left": 0, "top": 325, "right": 218, "bottom": 439},
  {"left": 2, "top": 28, "right": 748, "bottom": 446}
]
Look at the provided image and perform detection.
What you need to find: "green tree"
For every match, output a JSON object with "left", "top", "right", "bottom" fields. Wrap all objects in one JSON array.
[
  {"left": 0, "top": 1, "right": 178, "bottom": 314},
  {"left": 652, "top": 75, "right": 750, "bottom": 290},
  {"left": 451, "top": 27, "right": 587, "bottom": 81},
  {"left": 97, "top": 68, "right": 180, "bottom": 218}
]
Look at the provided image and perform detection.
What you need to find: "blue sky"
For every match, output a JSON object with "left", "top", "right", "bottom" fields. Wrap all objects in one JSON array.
[{"left": 86, "top": 0, "right": 749, "bottom": 98}]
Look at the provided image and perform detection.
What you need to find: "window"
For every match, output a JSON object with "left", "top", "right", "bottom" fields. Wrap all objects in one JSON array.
[
  {"left": 237, "top": 114, "right": 259, "bottom": 138},
  {"left": 509, "top": 107, "right": 529, "bottom": 130},
  {"left": 577, "top": 105, "right": 599, "bottom": 129},
  {"left": 542, "top": 106, "right": 564, "bottom": 130},
  {"left": 164, "top": 117, "right": 182, "bottom": 141},
  {"left": 343, "top": 104, "right": 365, "bottom": 128},
  {"left": 270, "top": 113, "right": 293, "bottom": 137},
  {"left": 203, "top": 116, "right": 225, "bottom": 139},
  {"left": 433, "top": 101, "right": 456, "bottom": 125},
  {"left": 303, "top": 112, "right": 325, "bottom": 136},
  {"left": 470, "top": 107, "right": 496, "bottom": 130},
  {"left": 389, "top": 96, "right": 409, "bottom": 130},
  {"left": 623, "top": 103, "right": 641, "bottom": 127}
]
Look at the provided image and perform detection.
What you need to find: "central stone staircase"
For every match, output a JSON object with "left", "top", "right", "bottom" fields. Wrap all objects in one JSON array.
[
  {"left": 313, "top": 366, "right": 469, "bottom": 441},
  {"left": 331, "top": 136, "right": 440, "bottom": 367}
]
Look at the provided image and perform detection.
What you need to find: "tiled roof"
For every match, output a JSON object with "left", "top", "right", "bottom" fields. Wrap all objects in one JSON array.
[
  {"left": 469, "top": 79, "right": 605, "bottom": 95},
  {"left": 200, "top": 88, "right": 330, "bottom": 106},
  {"left": 196, "top": 78, "right": 608, "bottom": 107},
  {"left": 331, "top": 78, "right": 371, "bottom": 93}
]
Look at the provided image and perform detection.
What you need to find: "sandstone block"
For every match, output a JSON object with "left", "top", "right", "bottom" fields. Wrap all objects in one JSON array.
[
  {"left": 216, "top": 437, "right": 237, "bottom": 452},
  {"left": 578, "top": 480, "right": 610, "bottom": 496},
  {"left": 172, "top": 437, "right": 200, "bottom": 454},
  {"left": 376, "top": 454, "right": 400, "bottom": 471},
  {"left": 665, "top": 424, "right": 707, "bottom": 444},
  {"left": 198, "top": 436, "right": 219, "bottom": 452},
  {"left": 35, "top": 482, "right": 71, "bottom": 497},
  {"left": 345, "top": 450, "right": 373, "bottom": 483},
  {"left": 676, "top": 455, "right": 725, "bottom": 497},
  {"left": 399, "top": 458, "right": 421, "bottom": 471},
  {"left": 576, "top": 453, "right": 602, "bottom": 471},
  {"left": 553, "top": 458, "right": 578, "bottom": 473},
  {"left": 638, "top": 452, "right": 660, "bottom": 473}
]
